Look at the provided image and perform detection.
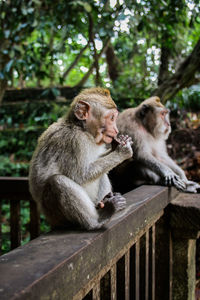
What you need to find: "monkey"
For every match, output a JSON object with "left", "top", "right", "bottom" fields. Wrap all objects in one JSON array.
[
  {"left": 29, "top": 87, "right": 133, "bottom": 230},
  {"left": 109, "top": 96, "right": 200, "bottom": 194}
]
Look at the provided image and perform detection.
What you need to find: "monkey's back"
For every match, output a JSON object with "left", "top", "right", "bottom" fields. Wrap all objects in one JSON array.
[{"left": 29, "top": 118, "right": 107, "bottom": 204}]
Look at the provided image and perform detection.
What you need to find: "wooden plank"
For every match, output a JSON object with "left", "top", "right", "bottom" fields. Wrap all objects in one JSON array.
[
  {"left": 30, "top": 199, "right": 40, "bottom": 240},
  {"left": 125, "top": 251, "right": 130, "bottom": 300},
  {"left": 136, "top": 240, "right": 140, "bottom": 300},
  {"left": 117, "top": 255, "right": 125, "bottom": 300},
  {"left": 10, "top": 198, "right": 21, "bottom": 249},
  {"left": 0, "top": 185, "right": 170, "bottom": 300},
  {"left": 92, "top": 282, "right": 100, "bottom": 300},
  {"left": 0, "top": 177, "right": 29, "bottom": 199},
  {"left": 111, "top": 264, "right": 116, "bottom": 300},
  {"left": 145, "top": 230, "right": 149, "bottom": 300},
  {"left": 152, "top": 225, "right": 155, "bottom": 300}
]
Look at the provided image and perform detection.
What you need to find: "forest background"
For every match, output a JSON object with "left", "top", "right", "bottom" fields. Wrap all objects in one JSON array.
[{"left": 0, "top": 0, "right": 200, "bottom": 254}]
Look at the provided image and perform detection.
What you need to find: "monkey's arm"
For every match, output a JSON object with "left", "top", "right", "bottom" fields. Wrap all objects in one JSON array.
[
  {"left": 79, "top": 149, "right": 132, "bottom": 185},
  {"left": 159, "top": 154, "right": 187, "bottom": 180},
  {"left": 73, "top": 135, "right": 133, "bottom": 186},
  {"left": 138, "top": 152, "right": 186, "bottom": 191},
  {"left": 160, "top": 154, "right": 200, "bottom": 193}
]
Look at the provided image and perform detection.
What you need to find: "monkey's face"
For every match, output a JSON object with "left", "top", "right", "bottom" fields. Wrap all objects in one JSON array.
[
  {"left": 154, "top": 107, "right": 171, "bottom": 139},
  {"left": 93, "top": 108, "right": 119, "bottom": 145},
  {"left": 74, "top": 100, "right": 119, "bottom": 145}
]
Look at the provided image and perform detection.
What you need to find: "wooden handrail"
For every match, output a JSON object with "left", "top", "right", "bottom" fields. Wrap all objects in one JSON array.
[
  {"left": 0, "top": 185, "right": 173, "bottom": 299},
  {"left": 0, "top": 177, "right": 40, "bottom": 250},
  {"left": 0, "top": 179, "right": 199, "bottom": 300}
]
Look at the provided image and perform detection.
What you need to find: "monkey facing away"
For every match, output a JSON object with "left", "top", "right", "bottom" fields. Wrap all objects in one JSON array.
[
  {"left": 110, "top": 96, "right": 200, "bottom": 194},
  {"left": 29, "top": 87, "right": 133, "bottom": 230}
]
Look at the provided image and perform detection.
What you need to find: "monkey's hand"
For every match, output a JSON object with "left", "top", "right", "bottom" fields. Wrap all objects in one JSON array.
[
  {"left": 163, "top": 170, "right": 186, "bottom": 191},
  {"left": 115, "top": 135, "right": 133, "bottom": 159},
  {"left": 185, "top": 180, "right": 200, "bottom": 193},
  {"left": 97, "top": 192, "right": 126, "bottom": 217}
]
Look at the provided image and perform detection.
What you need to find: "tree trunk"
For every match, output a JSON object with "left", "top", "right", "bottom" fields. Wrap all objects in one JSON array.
[
  {"left": 63, "top": 42, "right": 89, "bottom": 81},
  {"left": 0, "top": 79, "right": 7, "bottom": 105},
  {"left": 88, "top": 13, "right": 101, "bottom": 86},
  {"left": 154, "top": 38, "right": 200, "bottom": 103},
  {"left": 105, "top": 42, "right": 121, "bottom": 81},
  {"left": 158, "top": 45, "right": 170, "bottom": 86},
  {"left": 0, "top": 53, "right": 8, "bottom": 105}
]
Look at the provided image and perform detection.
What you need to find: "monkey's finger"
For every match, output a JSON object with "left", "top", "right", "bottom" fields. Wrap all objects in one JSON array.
[
  {"left": 173, "top": 178, "right": 186, "bottom": 191},
  {"left": 165, "top": 176, "right": 172, "bottom": 186}
]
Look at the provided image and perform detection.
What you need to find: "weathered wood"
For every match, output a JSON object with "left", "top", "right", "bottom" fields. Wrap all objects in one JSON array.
[
  {"left": 169, "top": 193, "right": 200, "bottom": 300},
  {"left": 135, "top": 240, "right": 140, "bottom": 299},
  {"left": 148, "top": 225, "right": 156, "bottom": 300},
  {"left": 0, "top": 177, "right": 29, "bottom": 199},
  {"left": 30, "top": 199, "right": 40, "bottom": 240},
  {"left": 0, "top": 185, "right": 169, "bottom": 300},
  {"left": 124, "top": 251, "right": 130, "bottom": 300},
  {"left": 3, "top": 87, "right": 82, "bottom": 102},
  {"left": 10, "top": 198, "right": 21, "bottom": 249},
  {"left": 155, "top": 214, "right": 172, "bottom": 300},
  {"left": 170, "top": 193, "right": 200, "bottom": 238},
  {"left": 145, "top": 230, "right": 149, "bottom": 300},
  {"left": 110, "top": 264, "right": 116, "bottom": 300},
  {"left": 92, "top": 282, "right": 100, "bottom": 300},
  {"left": 140, "top": 234, "right": 146, "bottom": 300}
]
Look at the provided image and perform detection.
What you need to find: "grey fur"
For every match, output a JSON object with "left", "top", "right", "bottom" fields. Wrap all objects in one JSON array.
[
  {"left": 110, "top": 98, "right": 200, "bottom": 194},
  {"left": 29, "top": 109, "right": 132, "bottom": 230}
]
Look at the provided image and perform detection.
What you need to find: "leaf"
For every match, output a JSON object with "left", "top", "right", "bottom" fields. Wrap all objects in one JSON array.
[
  {"left": 4, "top": 30, "right": 10, "bottom": 39},
  {"left": 83, "top": 3, "right": 92, "bottom": 13},
  {"left": 4, "top": 60, "right": 14, "bottom": 73},
  {"left": 0, "top": 72, "right": 4, "bottom": 79}
]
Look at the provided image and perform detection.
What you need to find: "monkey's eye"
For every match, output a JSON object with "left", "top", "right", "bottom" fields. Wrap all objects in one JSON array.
[
  {"left": 160, "top": 111, "right": 165, "bottom": 117},
  {"left": 110, "top": 115, "right": 115, "bottom": 121}
]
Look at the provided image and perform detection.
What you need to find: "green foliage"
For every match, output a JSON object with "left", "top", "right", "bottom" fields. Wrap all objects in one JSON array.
[
  {"left": 0, "top": 0, "right": 200, "bottom": 102},
  {"left": 166, "top": 85, "right": 200, "bottom": 111},
  {"left": 1, "top": 199, "right": 51, "bottom": 254},
  {"left": 0, "top": 101, "right": 69, "bottom": 176}
]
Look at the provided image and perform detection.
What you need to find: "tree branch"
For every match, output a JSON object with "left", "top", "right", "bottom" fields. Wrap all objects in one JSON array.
[
  {"left": 62, "top": 41, "right": 89, "bottom": 80},
  {"left": 154, "top": 38, "right": 200, "bottom": 103},
  {"left": 75, "top": 38, "right": 110, "bottom": 87}
]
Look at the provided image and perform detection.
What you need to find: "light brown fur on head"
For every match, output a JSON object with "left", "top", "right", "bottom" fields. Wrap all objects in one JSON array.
[
  {"left": 139, "top": 96, "right": 164, "bottom": 108},
  {"left": 71, "top": 87, "right": 117, "bottom": 110}
]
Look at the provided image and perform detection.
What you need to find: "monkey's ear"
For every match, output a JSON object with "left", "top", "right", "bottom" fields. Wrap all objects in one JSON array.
[
  {"left": 74, "top": 100, "right": 90, "bottom": 120},
  {"left": 140, "top": 104, "right": 150, "bottom": 118}
]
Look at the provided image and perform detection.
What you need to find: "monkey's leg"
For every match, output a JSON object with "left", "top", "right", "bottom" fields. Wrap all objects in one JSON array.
[
  {"left": 97, "top": 174, "right": 112, "bottom": 201},
  {"left": 42, "top": 175, "right": 110, "bottom": 230}
]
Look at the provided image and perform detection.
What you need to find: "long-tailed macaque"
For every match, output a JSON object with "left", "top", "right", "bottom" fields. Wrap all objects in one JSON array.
[
  {"left": 29, "top": 87, "right": 133, "bottom": 230},
  {"left": 110, "top": 96, "right": 200, "bottom": 194}
]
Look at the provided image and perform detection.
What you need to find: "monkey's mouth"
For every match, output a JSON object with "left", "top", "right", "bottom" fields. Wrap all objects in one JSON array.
[
  {"left": 106, "top": 134, "right": 115, "bottom": 140},
  {"left": 104, "top": 135, "right": 115, "bottom": 143}
]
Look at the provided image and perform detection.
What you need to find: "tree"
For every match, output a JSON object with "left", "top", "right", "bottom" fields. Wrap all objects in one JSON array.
[{"left": 155, "top": 38, "right": 200, "bottom": 102}]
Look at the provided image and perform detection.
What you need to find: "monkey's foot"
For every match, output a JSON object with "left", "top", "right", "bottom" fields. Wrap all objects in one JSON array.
[{"left": 185, "top": 181, "right": 200, "bottom": 193}]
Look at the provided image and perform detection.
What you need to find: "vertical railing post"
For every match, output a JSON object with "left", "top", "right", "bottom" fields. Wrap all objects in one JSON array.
[
  {"left": 171, "top": 236, "right": 197, "bottom": 300},
  {"left": 169, "top": 193, "right": 200, "bottom": 300},
  {"left": 155, "top": 214, "right": 172, "bottom": 300},
  {"left": 29, "top": 196, "right": 40, "bottom": 240},
  {"left": 10, "top": 197, "right": 21, "bottom": 249}
]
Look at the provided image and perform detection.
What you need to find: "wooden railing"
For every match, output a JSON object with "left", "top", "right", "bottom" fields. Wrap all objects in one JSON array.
[
  {"left": 0, "top": 178, "right": 200, "bottom": 300},
  {"left": 0, "top": 177, "right": 40, "bottom": 252}
]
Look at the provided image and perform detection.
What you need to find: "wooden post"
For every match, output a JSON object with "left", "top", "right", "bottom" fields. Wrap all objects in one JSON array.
[{"left": 169, "top": 193, "right": 200, "bottom": 300}]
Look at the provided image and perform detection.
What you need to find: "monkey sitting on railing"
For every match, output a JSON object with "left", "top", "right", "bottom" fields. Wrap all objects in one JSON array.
[
  {"left": 109, "top": 96, "right": 200, "bottom": 194},
  {"left": 29, "top": 87, "right": 133, "bottom": 230}
]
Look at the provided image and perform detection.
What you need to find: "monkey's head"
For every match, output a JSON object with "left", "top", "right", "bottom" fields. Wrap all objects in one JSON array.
[
  {"left": 137, "top": 96, "right": 171, "bottom": 139},
  {"left": 68, "top": 87, "right": 119, "bottom": 145}
]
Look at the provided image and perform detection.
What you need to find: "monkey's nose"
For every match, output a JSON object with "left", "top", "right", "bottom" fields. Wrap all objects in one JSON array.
[{"left": 114, "top": 126, "right": 119, "bottom": 135}]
